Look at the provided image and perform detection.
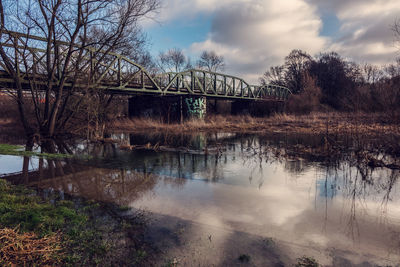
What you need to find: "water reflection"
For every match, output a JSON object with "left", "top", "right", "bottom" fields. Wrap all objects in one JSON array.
[{"left": 1, "top": 132, "right": 400, "bottom": 262}]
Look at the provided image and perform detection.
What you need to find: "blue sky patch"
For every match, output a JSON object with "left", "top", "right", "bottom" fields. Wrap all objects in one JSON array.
[{"left": 147, "top": 14, "right": 212, "bottom": 57}]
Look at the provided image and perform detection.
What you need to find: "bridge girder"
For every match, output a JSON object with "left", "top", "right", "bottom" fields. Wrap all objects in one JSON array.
[{"left": 0, "top": 31, "right": 291, "bottom": 101}]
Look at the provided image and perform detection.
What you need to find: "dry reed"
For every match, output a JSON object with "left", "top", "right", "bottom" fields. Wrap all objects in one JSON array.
[
  {"left": 0, "top": 227, "right": 62, "bottom": 266},
  {"left": 110, "top": 112, "right": 400, "bottom": 137}
]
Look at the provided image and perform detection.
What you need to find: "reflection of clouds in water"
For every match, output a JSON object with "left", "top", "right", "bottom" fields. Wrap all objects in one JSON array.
[
  {"left": 2, "top": 133, "right": 400, "bottom": 264},
  {"left": 132, "top": 168, "right": 314, "bottom": 229},
  {"left": 130, "top": 162, "right": 400, "bottom": 262}
]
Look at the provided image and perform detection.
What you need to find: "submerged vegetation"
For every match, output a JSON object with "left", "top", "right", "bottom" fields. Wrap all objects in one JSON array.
[{"left": 0, "top": 179, "right": 150, "bottom": 266}]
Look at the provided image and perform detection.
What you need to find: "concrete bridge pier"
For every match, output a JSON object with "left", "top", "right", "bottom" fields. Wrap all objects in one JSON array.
[{"left": 184, "top": 96, "right": 207, "bottom": 119}]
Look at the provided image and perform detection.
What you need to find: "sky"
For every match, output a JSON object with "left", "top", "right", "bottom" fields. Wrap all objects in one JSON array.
[{"left": 142, "top": 0, "right": 400, "bottom": 83}]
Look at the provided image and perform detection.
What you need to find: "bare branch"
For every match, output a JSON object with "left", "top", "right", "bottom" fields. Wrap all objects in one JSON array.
[
  {"left": 0, "top": 0, "right": 160, "bottom": 139},
  {"left": 159, "top": 48, "right": 188, "bottom": 73},
  {"left": 197, "top": 50, "right": 224, "bottom": 72}
]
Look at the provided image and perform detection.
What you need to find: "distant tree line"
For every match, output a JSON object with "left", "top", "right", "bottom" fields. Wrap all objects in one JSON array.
[{"left": 260, "top": 49, "right": 400, "bottom": 114}]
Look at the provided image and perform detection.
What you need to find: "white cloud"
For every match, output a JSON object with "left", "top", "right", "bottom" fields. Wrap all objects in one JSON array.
[
  {"left": 142, "top": 0, "right": 243, "bottom": 27},
  {"left": 189, "top": 0, "right": 328, "bottom": 82},
  {"left": 336, "top": 0, "right": 399, "bottom": 20},
  {"left": 312, "top": 0, "right": 400, "bottom": 64},
  {"left": 145, "top": 0, "right": 400, "bottom": 82}
]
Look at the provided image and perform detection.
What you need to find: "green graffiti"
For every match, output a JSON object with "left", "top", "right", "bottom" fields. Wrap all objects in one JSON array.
[{"left": 185, "top": 97, "right": 206, "bottom": 119}]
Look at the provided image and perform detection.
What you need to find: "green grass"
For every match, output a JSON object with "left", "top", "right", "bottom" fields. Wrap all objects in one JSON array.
[
  {"left": 0, "top": 143, "right": 73, "bottom": 159},
  {"left": 0, "top": 179, "right": 143, "bottom": 266}
]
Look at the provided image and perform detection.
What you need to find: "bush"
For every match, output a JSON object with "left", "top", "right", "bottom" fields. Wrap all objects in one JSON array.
[{"left": 285, "top": 73, "right": 322, "bottom": 114}]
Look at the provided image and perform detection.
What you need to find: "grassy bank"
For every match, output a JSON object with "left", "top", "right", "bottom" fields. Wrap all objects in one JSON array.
[
  {"left": 0, "top": 179, "right": 150, "bottom": 266},
  {"left": 111, "top": 112, "right": 400, "bottom": 137},
  {"left": 0, "top": 144, "right": 75, "bottom": 159}
]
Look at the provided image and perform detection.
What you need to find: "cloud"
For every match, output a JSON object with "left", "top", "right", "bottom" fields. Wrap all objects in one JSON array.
[
  {"left": 190, "top": 0, "right": 328, "bottom": 82},
  {"left": 145, "top": 0, "right": 400, "bottom": 82},
  {"left": 141, "top": 0, "right": 241, "bottom": 27},
  {"left": 310, "top": 0, "right": 400, "bottom": 64}
]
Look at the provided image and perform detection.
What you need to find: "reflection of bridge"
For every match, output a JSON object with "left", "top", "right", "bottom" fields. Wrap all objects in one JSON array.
[{"left": 0, "top": 31, "right": 291, "bottom": 101}]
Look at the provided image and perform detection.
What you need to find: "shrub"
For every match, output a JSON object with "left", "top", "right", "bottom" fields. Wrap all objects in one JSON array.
[{"left": 285, "top": 73, "right": 322, "bottom": 114}]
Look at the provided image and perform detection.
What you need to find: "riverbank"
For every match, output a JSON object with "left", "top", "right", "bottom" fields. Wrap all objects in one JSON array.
[
  {"left": 0, "top": 179, "right": 151, "bottom": 266},
  {"left": 111, "top": 112, "right": 400, "bottom": 137},
  {"left": 1, "top": 92, "right": 399, "bottom": 141}
]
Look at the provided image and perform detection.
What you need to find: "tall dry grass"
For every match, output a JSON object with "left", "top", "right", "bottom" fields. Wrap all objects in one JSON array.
[
  {"left": 112, "top": 115, "right": 262, "bottom": 132},
  {"left": 111, "top": 112, "right": 400, "bottom": 137}
]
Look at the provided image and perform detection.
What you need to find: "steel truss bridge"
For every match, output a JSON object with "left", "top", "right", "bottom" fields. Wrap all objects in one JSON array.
[{"left": 0, "top": 31, "right": 291, "bottom": 101}]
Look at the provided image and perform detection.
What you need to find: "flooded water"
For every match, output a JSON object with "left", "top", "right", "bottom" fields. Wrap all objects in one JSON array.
[{"left": 1, "top": 132, "right": 400, "bottom": 266}]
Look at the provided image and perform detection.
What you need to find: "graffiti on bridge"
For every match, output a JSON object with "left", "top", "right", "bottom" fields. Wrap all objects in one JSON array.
[{"left": 185, "top": 97, "right": 206, "bottom": 119}]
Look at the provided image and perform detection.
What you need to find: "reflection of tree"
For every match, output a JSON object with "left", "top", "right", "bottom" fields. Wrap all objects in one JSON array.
[
  {"left": 6, "top": 156, "right": 177, "bottom": 206},
  {"left": 316, "top": 161, "right": 400, "bottom": 243},
  {"left": 237, "top": 137, "right": 266, "bottom": 188},
  {"left": 128, "top": 132, "right": 239, "bottom": 151},
  {"left": 380, "top": 169, "right": 400, "bottom": 223},
  {"left": 246, "top": 132, "right": 400, "bottom": 246},
  {"left": 283, "top": 159, "right": 308, "bottom": 175},
  {"left": 7, "top": 133, "right": 400, "bottom": 243},
  {"left": 346, "top": 169, "right": 361, "bottom": 242}
]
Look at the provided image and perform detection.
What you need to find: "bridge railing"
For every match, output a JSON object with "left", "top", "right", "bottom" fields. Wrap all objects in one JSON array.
[
  {"left": 154, "top": 69, "right": 291, "bottom": 100},
  {"left": 0, "top": 30, "right": 162, "bottom": 93},
  {"left": 252, "top": 84, "right": 292, "bottom": 100},
  {"left": 0, "top": 31, "right": 291, "bottom": 100},
  {"left": 154, "top": 69, "right": 254, "bottom": 98}
]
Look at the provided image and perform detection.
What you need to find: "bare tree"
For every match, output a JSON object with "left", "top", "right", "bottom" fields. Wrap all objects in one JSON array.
[
  {"left": 283, "top": 49, "right": 313, "bottom": 94},
  {"left": 185, "top": 57, "right": 193, "bottom": 70},
  {"left": 260, "top": 65, "right": 286, "bottom": 87},
  {"left": 383, "top": 58, "right": 400, "bottom": 79},
  {"left": 259, "top": 49, "right": 312, "bottom": 93},
  {"left": 158, "top": 48, "right": 189, "bottom": 73},
  {"left": 394, "top": 19, "right": 400, "bottom": 51},
  {"left": 0, "top": 0, "right": 159, "bottom": 144},
  {"left": 136, "top": 51, "right": 159, "bottom": 74},
  {"left": 197, "top": 50, "right": 224, "bottom": 72},
  {"left": 362, "top": 63, "right": 383, "bottom": 84}
]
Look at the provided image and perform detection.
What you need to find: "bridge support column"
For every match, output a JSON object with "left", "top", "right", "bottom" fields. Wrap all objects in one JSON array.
[{"left": 184, "top": 96, "right": 207, "bottom": 119}]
